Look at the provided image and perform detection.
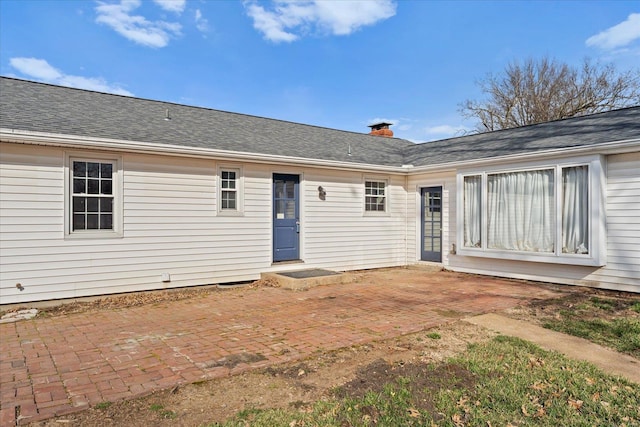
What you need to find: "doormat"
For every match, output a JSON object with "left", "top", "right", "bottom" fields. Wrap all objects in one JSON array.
[{"left": 278, "top": 269, "right": 340, "bottom": 279}]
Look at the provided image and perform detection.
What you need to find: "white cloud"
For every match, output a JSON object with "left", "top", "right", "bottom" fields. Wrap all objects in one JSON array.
[
  {"left": 153, "top": 0, "right": 186, "bottom": 14},
  {"left": 10, "top": 57, "right": 133, "bottom": 96},
  {"left": 424, "top": 124, "right": 471, "bottom": 138},
  {"left": 9, "top": 57, "right": 62, "bottom": 81},
  {"left": 245, "top": 0, "right": 396, "bottom": 43},
  {"left": 195, "top": 9, "right": 209, "bottom": 33},
  {"left": 586, "top": 13, "right": 640, "bottom": 50},
  {"left": 95, "top": 0, "right": 181, "bottom": 48}
]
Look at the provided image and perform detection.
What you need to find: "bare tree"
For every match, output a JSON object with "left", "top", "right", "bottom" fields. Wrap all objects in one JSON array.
[{"left": 461, "top": 57, "right": 640, "bottom": 132}]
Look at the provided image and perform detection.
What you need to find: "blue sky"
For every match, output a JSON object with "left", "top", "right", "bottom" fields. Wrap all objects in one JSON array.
[{"left": 1, "top": 1, "right": 639, "bottom": 142}]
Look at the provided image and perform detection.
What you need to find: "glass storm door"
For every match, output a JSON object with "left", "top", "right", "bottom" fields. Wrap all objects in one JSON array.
[
  {"left": 421, "top": 186, "right": 442, "bottom": 262},
  {"left": 273, "top": 174, "right": 300, "bottom": 262}
]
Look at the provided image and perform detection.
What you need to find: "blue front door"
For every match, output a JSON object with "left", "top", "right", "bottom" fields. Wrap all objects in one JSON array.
[
  {"left": 421, "top": 186, "right": 442, "bottom": 262},
  {"left": 273, "top": 174, "right": 300, "bottom": 262}
]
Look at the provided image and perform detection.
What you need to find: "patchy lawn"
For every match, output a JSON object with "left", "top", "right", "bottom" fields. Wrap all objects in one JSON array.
[{"left": 508, "top": 289, "right": 640, "bottom": 358}]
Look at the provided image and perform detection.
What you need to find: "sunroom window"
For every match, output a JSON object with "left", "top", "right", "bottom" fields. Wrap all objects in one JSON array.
[
  {"left": 562, "top": 165, "right": 589, "bottom": 254},
  {"left": 457, "top": 157, "right": 603, "bottom": 266}
]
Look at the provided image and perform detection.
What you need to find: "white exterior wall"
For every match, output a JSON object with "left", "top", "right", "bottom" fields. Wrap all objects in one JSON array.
[
  {"left": 0, "top": 143, "right": 409, "bottom": 304},
  {"left": 445, "top": 152, "right": 640, "bottom": 293},
  {"left": 301, "top": 170, "right": 407, "bottom": 271}
]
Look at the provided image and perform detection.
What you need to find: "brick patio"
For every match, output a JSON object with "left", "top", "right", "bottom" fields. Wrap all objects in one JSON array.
[{"left": 0, "top": 267, "right": 565, "bottom": 426}]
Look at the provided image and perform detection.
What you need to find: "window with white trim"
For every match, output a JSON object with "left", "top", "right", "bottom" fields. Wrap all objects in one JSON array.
[
  {"left": 457, "top": 156, "right": 604, "bottom": 266},
  {"left": 218, "top": 166, "right": 243, "bottom": 215},
  {"left": 365, "top": 180, "right": 386, "bottom": 212},
  {"left": 221, "top": 170, "right": 238, "bottom": 210},
  {"left": 67, "top": 156, "right": 121, "bottom": 237}
]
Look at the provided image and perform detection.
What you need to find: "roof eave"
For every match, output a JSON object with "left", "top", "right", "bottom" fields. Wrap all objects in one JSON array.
[
  {"left": 0, "top": 128, "right": 409, "bottom": 174},
  {"left": 406, "top": 138, "right": 640, "bottom": 174}
]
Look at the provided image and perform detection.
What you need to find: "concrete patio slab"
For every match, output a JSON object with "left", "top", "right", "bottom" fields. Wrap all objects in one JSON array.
[{"left": 0, "top": 267, "right": 565, "bottom": 426}]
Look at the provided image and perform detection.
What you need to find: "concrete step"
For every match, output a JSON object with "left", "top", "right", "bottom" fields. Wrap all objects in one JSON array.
[{"left": 261, "top": 269, "right": 352, "bottom": 290}]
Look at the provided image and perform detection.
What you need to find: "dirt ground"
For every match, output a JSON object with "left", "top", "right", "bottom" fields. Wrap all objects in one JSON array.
[{"left": 24, "top": 279, "right": 640, "bottom": 427}]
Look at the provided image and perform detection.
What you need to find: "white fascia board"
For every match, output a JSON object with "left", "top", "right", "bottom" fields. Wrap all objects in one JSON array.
[
  {"left": 0, "top": 128, "right": 407, "bottom": 175},
  {"left": 406, "top": 138, "right": 640, "bottom": 175}
]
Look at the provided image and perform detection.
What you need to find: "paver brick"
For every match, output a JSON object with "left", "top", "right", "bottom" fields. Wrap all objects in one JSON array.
[{"left": 0, "top": 268, "right": 563, "bottom": 426}]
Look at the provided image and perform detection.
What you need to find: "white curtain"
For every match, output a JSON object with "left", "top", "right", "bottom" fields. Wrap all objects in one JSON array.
[
  {"left": 463, "top": 176, "right": 481, "bottom": 247},
  {"left": 487, "top": 170, "right": 554, "bottom": 252},
  {"left": 562, "top": 166, "right": 589, "bottom": 254}
]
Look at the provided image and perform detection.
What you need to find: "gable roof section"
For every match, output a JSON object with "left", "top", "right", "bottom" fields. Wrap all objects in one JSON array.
[
  {"left": 2, "top": 77, "right": 639, "bottom": 169},
  {"left": 404, "top": 106, "right": 640, "bottom": 167},
  {"left": 0, "top": 77, "right": 413, "bottom": 167}
]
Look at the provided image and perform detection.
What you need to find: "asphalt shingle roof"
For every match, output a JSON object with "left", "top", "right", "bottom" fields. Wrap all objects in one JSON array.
[
  {"left": 0, "top": 77, "right": 413, "bottom": 167},
  {"left": 2, "top": 77, "right": 639, "bottom": 168},
  {"left": 403, "top": 106, "right": 640, "bottom": 167}
]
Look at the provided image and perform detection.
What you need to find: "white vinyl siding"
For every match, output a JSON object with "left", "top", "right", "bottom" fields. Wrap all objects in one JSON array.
[
  {"left": 0, "top": 144, "right": 272, "bottom": 304},
  {"left": 299, "top": 171, "right": 407, "bottom": 271},
  {"left": 0, "top": 143, "right": 409, "bottom": 304}
]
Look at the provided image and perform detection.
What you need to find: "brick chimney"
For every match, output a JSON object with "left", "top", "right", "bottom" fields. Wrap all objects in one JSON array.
[{"left": 368, "top": 122, "right": 394, "bottom": 137}]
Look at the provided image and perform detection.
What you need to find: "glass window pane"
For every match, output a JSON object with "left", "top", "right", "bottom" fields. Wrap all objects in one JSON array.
[
  {"left": 286, "top": 182, "right": 294, "bottom": 199},
  {"left": 73, "top": 178, "right": 86, "bottom": 194},
  {"left": 221, "top": 191, "right": 236, "bottom": 210},
  {"left": 100, "top": 214, "right": 113, "bottom": 230},
  {"left": 73, "top": 162, "right": 86, "bottom": 177},
  {"left": 101, "top": 180, "right": 112, "bottom": 195},
  {"left": 487, "top": 169, "right": 554, "bottom": 252},
  {"left": 73, "top": 214, "right": 85, "bottom": 231},
  {"left": 101, "top": 163, "right": 112, "bottom": 178},
  {"left": 86, "top": 214, "right": 99, "bottom": 229},
  {"left": 285, "top": 200, "right": 295, "bottom": 218},
  {"left": 87, "top": 197, "right": 99, "bottom": 212},
  {"left": 562, "top": 166, "right": 589, "bottom": 254},
  {"left": 88, "top": 179, "right": 99, "bottom": 194},
  {"left": 73, "top": 197, "right": 85, "bottom": 213},
  {"left": 100, "top": 198, "right": 113, "bottom": 213},
  {"left": 87, "top": 162, "right": 100, "bottom": 178},
  {"left": 275, "top": 181, "right": 284, "bottom": 198},
  {"left": 463, "top": 176, "right": 482, "bottom": 248}
]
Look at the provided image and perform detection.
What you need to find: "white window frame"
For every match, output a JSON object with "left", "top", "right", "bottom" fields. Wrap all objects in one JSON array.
[
  {"left": 364, "top": 177, "right": 389, "bottom": 215},
  {"left": 456, "top": 155, "right": 605, "bottom": 266},
  {"left": 217, "top": 165, "right": 244, "bottom": 216},
  {"left": 64, "top": 153, "right": 123, "bottom": 239}
]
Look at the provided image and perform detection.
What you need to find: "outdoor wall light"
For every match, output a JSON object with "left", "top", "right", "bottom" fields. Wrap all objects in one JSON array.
[{"left": 318, "top": 186, "right": 326, "bottom": 200}]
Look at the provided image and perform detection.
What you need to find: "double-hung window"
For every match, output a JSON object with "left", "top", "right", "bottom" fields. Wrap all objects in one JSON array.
[
  {"left": 457, "top": 156, "right": 604, "bottom": 266},
  {"left": 67, "top": 155, "right": 121, "bottom": 237},
  {"left": 218, "top": 166, "right": 243, "bottom": 215},
  {"left": 365, "top": 180, "right": 387, "bottom": 212}
]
